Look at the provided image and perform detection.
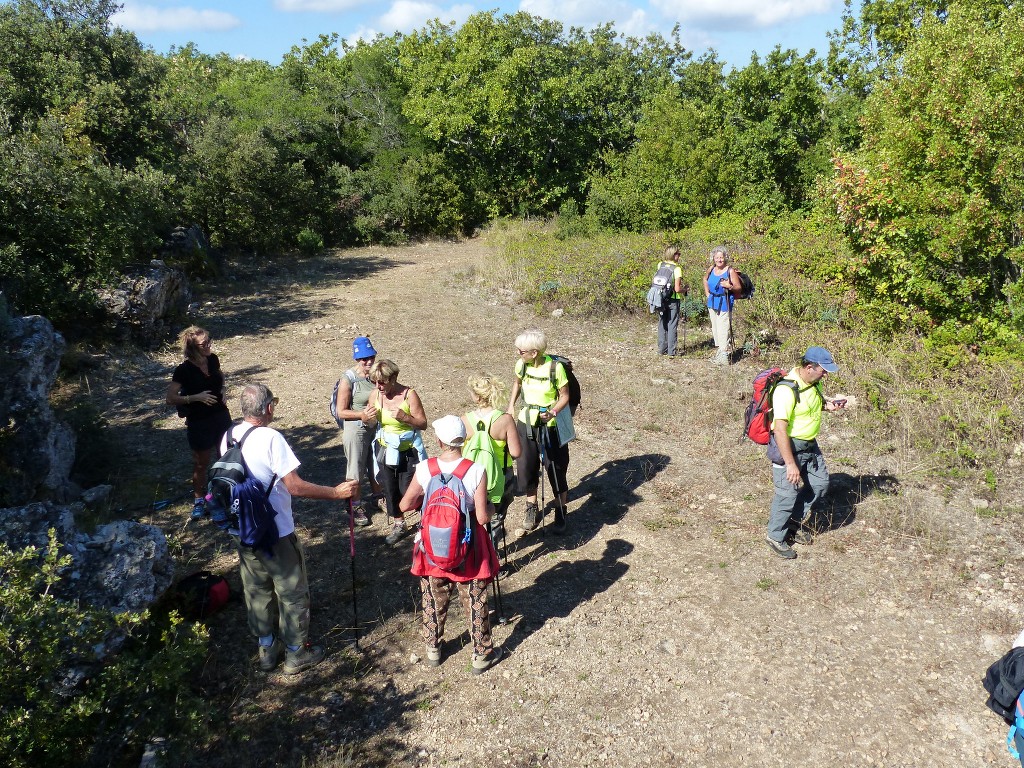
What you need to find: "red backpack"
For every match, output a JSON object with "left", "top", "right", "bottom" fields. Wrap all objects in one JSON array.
[
  {"left": 417, "top": 458, "right": 474, "bottom": 572},
  {"left": 743, "top": 368, "right": 800, "bottom": 445}
]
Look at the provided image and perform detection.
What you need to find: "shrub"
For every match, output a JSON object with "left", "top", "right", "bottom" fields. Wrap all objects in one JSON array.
[
  {"left": 0, "top": 530, "right": 209, "bottom": 768},
  {"left": 296, "top": 228, "right": 325, "bottom": 255}
]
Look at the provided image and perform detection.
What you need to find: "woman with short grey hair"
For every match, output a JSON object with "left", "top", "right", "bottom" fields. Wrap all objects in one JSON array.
[{"left": 704, "top": 246, "right": 736, "bottom": 365}]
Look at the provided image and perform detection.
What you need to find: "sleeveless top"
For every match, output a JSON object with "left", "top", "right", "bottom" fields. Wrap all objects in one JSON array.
[
  {"left": 345, "top": 368, "right": 375, "bottom": 414},
  {"left": 707, "top": 268, "right": 734, "bottom": 312},
  {"left": 377, "top": 388, "right": 414, "bottom": 449}
]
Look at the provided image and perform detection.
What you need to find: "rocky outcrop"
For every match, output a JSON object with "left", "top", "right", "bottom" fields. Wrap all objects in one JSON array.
[
  {"left": 96, "top": 260, "right": 191, "bottom": 346},
  {"left": 0, "top": 315, "right": 75, "bottom": 505},
  {"left": 0, "top": 502, "right": 173, "bottom": 615}
]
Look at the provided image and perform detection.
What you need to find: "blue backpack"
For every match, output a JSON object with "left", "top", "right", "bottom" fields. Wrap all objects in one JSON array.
[{"left": 207, "top": 425, "right": 279, "bottom": 555}]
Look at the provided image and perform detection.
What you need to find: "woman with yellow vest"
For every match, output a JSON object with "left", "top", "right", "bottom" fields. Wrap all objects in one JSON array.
[
  {"left": 368, "top": 358, "right": 428, "bottom": 545},
  {"left": 507, "top": 329, "right": 571, "bottom": 533},
  {"left": 462, "top": 374, "right": 522, "bottom": 550}
]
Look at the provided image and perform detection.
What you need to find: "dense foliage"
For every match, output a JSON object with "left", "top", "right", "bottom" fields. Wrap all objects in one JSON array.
[
  {"left": 0, "top": 0, "right": 1020, "bottom": 352},
  {"left": 0, "top": 530, "right": 209, "bottom": 768}
]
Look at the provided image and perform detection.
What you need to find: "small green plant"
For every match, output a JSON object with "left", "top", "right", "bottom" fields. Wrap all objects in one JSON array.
[
  {"left": 985, "top": 469, "right": 998, "bottom": 494},
  {"left": 756, "top": 577, "right": 778, "bottom": 591},
  {"left": 415, "top": 699, "right": 434, "bottom": 712}
]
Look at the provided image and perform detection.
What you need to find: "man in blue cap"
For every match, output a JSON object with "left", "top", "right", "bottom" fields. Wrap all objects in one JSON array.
[{"left": 765, "top": 346, "right": 847, "bottom": 559}]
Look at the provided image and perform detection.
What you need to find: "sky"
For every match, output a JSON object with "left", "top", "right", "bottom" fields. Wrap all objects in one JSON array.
[{"left": 111, "top": 0, "right": 849, "bottom": 69}]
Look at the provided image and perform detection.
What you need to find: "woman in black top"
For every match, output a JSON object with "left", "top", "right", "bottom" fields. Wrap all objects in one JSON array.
[{"left": 165, "top": 326, "right": 232, "bottom": 519}]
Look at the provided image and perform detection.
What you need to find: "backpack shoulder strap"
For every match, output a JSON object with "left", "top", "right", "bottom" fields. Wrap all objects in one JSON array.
[
  {"left": 427, "top": 457, "right": 440, "bottom": 477},
  {"left": 453, "top": 458, "right": 473, "bottom": 480},
  {"left": 236, "top": 424, "right": 260, "bottom": 449},
  {"left": 344, "top": 369, "right": 358, "bottom": 384}
]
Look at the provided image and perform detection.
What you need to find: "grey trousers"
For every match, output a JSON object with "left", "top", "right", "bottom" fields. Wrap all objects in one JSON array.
[
  {"left": 657, "top": 300, "right": 680, "bottom": 355},
  {"left": 767, "top": 442, "right": 830, "bottom": 542}
]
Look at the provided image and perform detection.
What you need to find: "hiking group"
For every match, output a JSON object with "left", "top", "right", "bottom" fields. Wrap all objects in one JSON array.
[
  {"left": 164, "top": 244, "right": 844, "bottom": 679},
  {"left": 168, "top": 324, "right": 576, "bottom": 677}
]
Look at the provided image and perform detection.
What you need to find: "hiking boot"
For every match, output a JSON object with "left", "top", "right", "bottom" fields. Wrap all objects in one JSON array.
[
  {"left": 550, "top": 507, "right": 566, "bottom": 534},
  {"left": 385, "top": 519, "right": 409, "bottom": 545},
  {"left": 353, "top": 507, "right": 371, "bottom": 527},
  {"left": 790, "top": 527, "right": 814, "bottom": 545},
  {"left": 425, "top": 644, "right": 441, "bottom": 667},
  {"left": 523, "top": 502, "right": 539, "bottom": 531},
  {"left": 190, "top": 498, "right": 206, "bottom": 520},
  {"left": 258, "top": 639, "right": 283, "bottom": 672},
  {"left": 471, "top": 645, "right": 504, "bottom": 675},
  {"left": 282, "top": 643, "right": 325, "bottom": 675},
  {"left": 766, "top": 536, "right": 797, "bottom": 560}
]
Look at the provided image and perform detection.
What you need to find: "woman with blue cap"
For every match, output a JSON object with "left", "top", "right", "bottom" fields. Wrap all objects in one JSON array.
[{"left": 333, "top": 336, "right": 382, "bottom": 525}]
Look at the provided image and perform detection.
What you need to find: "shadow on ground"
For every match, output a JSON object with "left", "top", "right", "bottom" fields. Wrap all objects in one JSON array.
[
  {"left": 813, "top": 471, "right": 901, "bottom": 533},
  {"left": 496, "top": 453, "right": 670, "bottom": 652}
]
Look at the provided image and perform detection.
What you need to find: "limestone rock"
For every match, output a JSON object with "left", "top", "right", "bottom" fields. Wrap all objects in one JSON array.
[
  {"left": 0, "top": 315, "right": 74, "bottom": 505},
  {"left": 96, "top": 261, "right": 191, "bottom": 346}
]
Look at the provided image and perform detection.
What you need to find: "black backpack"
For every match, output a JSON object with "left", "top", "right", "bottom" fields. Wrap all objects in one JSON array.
[
  {"left": 984, "top": 646, "right": 1024, "bottom": 724},
  {"left": 207, "top": 424, "right": 279, "bottom": 555},
  {"left": 518, "top": 354, "right": 581, "bottom": 416},
  {"left": 650, "top": 261, "right": 677, "bottom": 310}
]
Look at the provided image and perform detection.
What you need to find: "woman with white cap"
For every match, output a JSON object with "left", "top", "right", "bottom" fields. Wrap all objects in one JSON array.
[
  {"left": 333, "top": 336, "right": 382, "bottom": 526},
  {"left": 399, "top": 415, "right": 502, "bottom": 675}
]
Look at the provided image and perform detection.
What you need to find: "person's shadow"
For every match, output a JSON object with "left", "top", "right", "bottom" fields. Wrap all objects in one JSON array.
[
  {"left": 499, "top": 538, "right": 633, "bottom": 655},
  {"left": 503, "top": 452, "right": 670, "bottom": 572},
  {"left": 811, "top": 471, "right": 901, "bottom": 532}
]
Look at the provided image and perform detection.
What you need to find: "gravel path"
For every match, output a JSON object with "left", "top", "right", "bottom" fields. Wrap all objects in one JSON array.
[{"left": 110, "top": 240, "right": 1018, "bottom": 767}]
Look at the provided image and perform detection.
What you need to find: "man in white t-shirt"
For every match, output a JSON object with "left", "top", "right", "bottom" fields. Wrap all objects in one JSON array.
[{"left": 224, "top": 383, "right": 359, "bottom": 675}]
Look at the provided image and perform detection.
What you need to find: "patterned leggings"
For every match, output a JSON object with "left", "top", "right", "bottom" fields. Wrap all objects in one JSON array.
[{"left": 420, "top": 577, "right": 493, "bottom": 657}]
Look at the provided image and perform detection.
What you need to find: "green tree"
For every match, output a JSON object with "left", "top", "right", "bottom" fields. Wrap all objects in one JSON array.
[
  {"left": 726, "top": 47, "right": 829, "bottom": 212},
  {"left": 830, "top": 3, "right": 1024, "bottom": 339}
]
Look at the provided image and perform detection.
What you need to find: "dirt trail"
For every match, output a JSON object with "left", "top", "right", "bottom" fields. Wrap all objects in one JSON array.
[{"left": 114, "top": 240, "right": 1016, "bottom": 767}]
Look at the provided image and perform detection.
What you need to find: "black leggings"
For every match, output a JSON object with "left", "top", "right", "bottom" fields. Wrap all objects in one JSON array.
[
  {"left": 515, "top": 421, "right": 569, "bottom": 495},
  {"left": 376, "top": 445, "right": 418, "bottom": 519}
]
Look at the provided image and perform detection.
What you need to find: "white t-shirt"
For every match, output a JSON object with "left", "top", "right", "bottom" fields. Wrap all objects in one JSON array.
[
  {"left": 414, "top": 456, "right": 485, "bottom": 511},
  {"left": 221, "top": 422, "right": 301, "bottom": 537}
]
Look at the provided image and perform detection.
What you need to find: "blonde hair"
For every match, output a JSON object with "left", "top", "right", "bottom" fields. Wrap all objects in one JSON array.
[
  {"left": 514, "top": 328, "right": 547, "bottom": 357},
  {"left": 368, "top": 358, "right": 400, "bottom": 384},
  {"left": 178, "top": 326, "right": 209, "bottom": 363},
  {"left": 664, "top": 245, "right": 681, "bottom": 260},
  {"left": 467, "top": 374, "right": 507, "bottom": 409}
]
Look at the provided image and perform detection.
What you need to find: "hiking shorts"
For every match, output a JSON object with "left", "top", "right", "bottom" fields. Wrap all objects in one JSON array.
[{"left": 515, "top": 421, "right": 569, "bottom": 495}]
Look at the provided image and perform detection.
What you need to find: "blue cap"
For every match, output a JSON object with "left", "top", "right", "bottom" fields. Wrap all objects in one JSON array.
[
  {"left": 805, "top": 346, "right": 838, "bottom": 373},
  {"left": 352, "top": 336, "right": 376, "bottom": 360}
]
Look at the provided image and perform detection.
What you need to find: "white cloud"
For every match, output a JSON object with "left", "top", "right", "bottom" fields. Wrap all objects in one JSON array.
[
  {"left": 273, "top": 0, "right": 365, "bottom": 11},
  {"left": 112, "top": 3, "right": 242, "bottom": 33},
  {"left": 377, "top": 1, "right": 475, "bottom": 34},
  {"left": 650, "top": 0, "right": 834, "bottom": 29}
]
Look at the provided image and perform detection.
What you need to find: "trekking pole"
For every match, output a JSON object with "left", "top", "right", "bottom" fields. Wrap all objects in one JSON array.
[
  {"left": 728, "top": 308, "right": 735, "bottom": 363},
  {"left": 490, "top": 571, "right": 507, "bottom": 625},
  {"left": 536, "top": 422, "right": 547, "bottom": 535},
  {"left": 682, "top": 298, "right": 688, "bottom": 356},
  {"left": 543, "top": 426, "right": 568, "bottom": 524},
  {"left": 347, "top": 498, "right": 360, "bottom": 650}
]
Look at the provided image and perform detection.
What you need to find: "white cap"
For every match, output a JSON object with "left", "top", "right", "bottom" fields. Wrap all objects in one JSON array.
[{"left": 432, "top": 415, "right": 466, "bottom": 447}]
